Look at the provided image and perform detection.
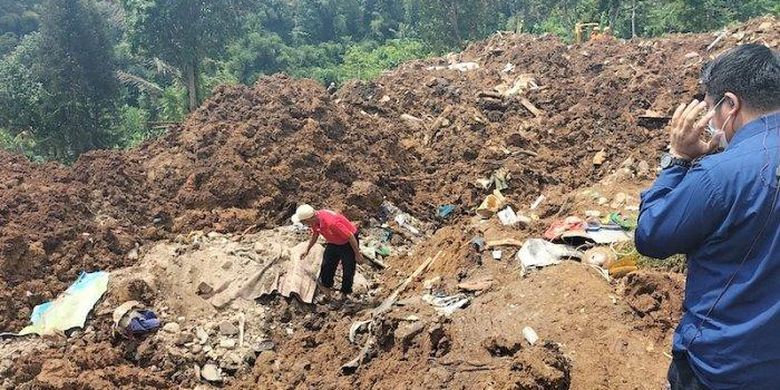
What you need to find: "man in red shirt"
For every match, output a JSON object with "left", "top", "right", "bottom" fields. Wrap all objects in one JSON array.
[{"left": 293, "top": 204, "right": 364, "bottom": 296}]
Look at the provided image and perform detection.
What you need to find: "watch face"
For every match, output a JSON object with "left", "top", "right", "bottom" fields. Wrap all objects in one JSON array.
[{"left": 660, "top": 154, "right": 672, "bottom": 168}]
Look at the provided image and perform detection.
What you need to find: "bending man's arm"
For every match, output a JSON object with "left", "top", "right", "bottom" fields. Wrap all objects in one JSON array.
[
  {"left": 302, "top": 232, "right": 319, "bottom": 259},
  {"left": 348, "top": 233, "right": 364, "bottom": 264}
]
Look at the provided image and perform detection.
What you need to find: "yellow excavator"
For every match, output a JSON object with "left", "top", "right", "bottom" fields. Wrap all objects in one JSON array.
[{"left": 574, "top": 22, "right": 600, "bottom": 44}]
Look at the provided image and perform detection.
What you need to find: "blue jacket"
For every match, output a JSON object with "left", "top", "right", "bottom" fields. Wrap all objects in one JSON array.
[{"left": 636, "top": 112, "right": 780, "bottom": 390}]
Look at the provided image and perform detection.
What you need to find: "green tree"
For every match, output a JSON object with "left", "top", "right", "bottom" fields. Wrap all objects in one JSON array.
[
  {"left": 0, "top": 0, "right": 118, "bottom": 159},
  {"left": 38, "top": 0, "right": 118, "bottom": 158},
  {"left": 0, "top": 33, "right": 43, "bottom": 140},
  {"left": 122, "top": 0, "right": 247, "bottom": 111}
]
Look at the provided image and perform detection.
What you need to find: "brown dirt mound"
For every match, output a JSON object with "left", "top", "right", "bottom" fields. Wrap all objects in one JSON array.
[
  {"left": 0, "top": 15, "right": 778, "bottom": 389},
  {"left": 620, "top": 271, "right": 686, "bottom": 336},
  {"left": 2, "top": 15, "right": 776, "bottom": 332}
]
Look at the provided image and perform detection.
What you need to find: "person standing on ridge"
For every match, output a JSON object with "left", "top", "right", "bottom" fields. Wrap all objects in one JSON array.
[{"left": 293, "top": 204, "right": 364, "bottom": 298}]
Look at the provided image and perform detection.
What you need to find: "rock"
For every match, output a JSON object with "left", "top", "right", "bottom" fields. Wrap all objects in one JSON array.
[
  {"left": 423, "top": 276, "right": 441, "bottom": 290},
  {"left": 243, "top": 349, "right": 257, "bottom": 365},
  {"left": 219, "top": 321, "right": 239, "bottom": 336},
  {"left": 197, "top": 282, "right": 214, "bottom": 296},
  {"left": 200, "top": 363, "right": 222, "bottom": 382},
  {"left": 221, "top": 261, "right": 233, "bottom": 270},
  {"left": 684, "top": 51, "right": 700, "bottom": 59},
  {"left": 220, "top": 339, "right": 237, "bottom": 349},
  {"left": 620, "top": 157, "right": 635, "bottom": 168},
  {"left": 127, "top": 247, "right": 139, "bottom": 260},
  {"left": 428, "top": 323, "right": 450, "bottom": 357},
  {"left": 279, "top": 309, "right": 292, "bottom": 323},
  {"left": 637, "top": 160, "right": 651, "bottom": 178},
  {"left": 253, "top": 340, "right": 276, "bottom": 353},
  {"left": 222, "top": 352, "right": 243, "bottom": 373},
  {"left": 163, "top": 322, "right": 180, "bottom": 333},
  {"left": 206, "top": 232, "right": 221, "bottom": 239},
  {"left": 226, "top": 352, "right": 243, "bottom": 366},
  {"left": 257, "top": 351, "right": 276, "bottom": 365},
  {"left": 192, "top": 344, "right": 203, "bottom": 354},
  {"left": 611, "top": 193, "right": 628, "bottom": 209},
  {"left": 758, "top": 21, "right": 773, "bottom": 32},
  {"left": 597, "top": 197, "right": 609, "bottom": 205},
  {"left": 585, "top": 210, "right": 601, "bottom": 218},
  {"left": 0, "top": 359, "right": 12, "bottom": 376},
  {"left": 394, "top": 321, "right": 426, "bottom": 349},
  {"left": 175, "top": 333, "right": 194, "bottom": 346},
  {"left": 592, "top": 150, "right": 607, "bottom": 166},
  {"left": 196, "top": 327, "right": 209, "bottom": 345}
]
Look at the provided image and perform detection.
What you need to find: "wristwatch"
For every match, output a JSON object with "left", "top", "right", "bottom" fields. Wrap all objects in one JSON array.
[{"left": 660, "top": 153, "right": 691, "bottom": 169}]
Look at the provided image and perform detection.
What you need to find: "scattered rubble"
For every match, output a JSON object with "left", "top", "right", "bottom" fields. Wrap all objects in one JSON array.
[{"left": 0, "top": 15, "right": 776, "bottom": 390}]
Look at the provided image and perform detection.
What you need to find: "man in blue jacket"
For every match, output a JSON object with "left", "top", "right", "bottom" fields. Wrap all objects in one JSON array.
[{"left": 636, "top": 44, "right": 780, "bottom": 389}]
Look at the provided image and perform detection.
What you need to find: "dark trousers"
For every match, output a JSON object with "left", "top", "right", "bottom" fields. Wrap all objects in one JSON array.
[
  {"left": 319, "top": 233, "right": 358, "bottom": 294},
  {"left": 668, "top": 351, "right": 709, "bottom": 390}
]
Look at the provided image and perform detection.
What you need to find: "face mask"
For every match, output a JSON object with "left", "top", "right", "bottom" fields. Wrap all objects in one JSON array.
[{"left": 706, "top": 96, "right": 733, "bottom": 150}]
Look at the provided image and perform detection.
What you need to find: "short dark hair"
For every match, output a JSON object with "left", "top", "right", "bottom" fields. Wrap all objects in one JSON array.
[{"left": 701, "top": 44, "right": 780, "bottom": 113}]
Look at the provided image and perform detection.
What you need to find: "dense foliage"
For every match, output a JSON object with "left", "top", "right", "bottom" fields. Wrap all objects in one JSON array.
[{"left": 0, "top": 0, "right": 776, "bottom": 160}]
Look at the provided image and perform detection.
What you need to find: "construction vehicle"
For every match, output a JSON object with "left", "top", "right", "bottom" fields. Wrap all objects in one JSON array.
[{"left": 574, "top": 22, "right": 600, "bottom": 44}]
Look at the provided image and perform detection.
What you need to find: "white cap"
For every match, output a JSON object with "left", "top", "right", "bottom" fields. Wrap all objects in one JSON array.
[{"left": 291, "top": 204, "right": 315, "bottom": 224}]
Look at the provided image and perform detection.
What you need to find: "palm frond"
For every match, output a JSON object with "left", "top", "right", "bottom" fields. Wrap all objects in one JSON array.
[{"left": 115, "top": 70, "right": 164, "bottom": 95}]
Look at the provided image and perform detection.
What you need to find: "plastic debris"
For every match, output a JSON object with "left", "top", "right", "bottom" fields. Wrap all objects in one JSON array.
[
  {"left": 522, "top": 326, "right": 539, "bottom": 345},
  {"left": 609, "top": 212, "right": 637, "bottom": 230},
  {"left": 476, "top": 190, "right": 506, "bottom": 218},
  {"left": 476, "top": 178, "right": 492, "bottom": 189},
  {"left": 490, "top": 168, "right": 511, "bottom": 191},
  {"left": 18, "top": 271, "right": 109, "bottom": 336},
  {"left": 422, "top": 293, "right": 470, "bottom": 316},
  {"left": 470, "top": 236, "right": 486, "bottom": 252},
  {"left": 587, "top": 229, "right": 632, "bottom": 244},
  {"left": 394, "top": 214, "right": 421, "bottom": 235},
  {"left": 376, "top": 246, "right": 391, "bottom": 257},
  {"left": 437, "top": 204, "right": 457, "bottom": 219},
  {"left": 582, "top": 247, "right": 617, "bottom": 267},
  {"left": 497, "top": 206, "right": 526, "bottom": 226},
  {"left": 112, "top": 301, "right": 160, "bottom": 339},
  {"left": 516, "top": 239, "right": 583, "bottom": 270},
  {"left": 492, "top": 250, "right": 503, "bottom": 260},
  {"left": 608, "top": 257, "right": 638, "bottom": 278},
  {"left": 530, "top": 195, "right": 546, "bottom": 210},
  {"left": 544, "top": 216, "right": 587, "bottom": 241}
]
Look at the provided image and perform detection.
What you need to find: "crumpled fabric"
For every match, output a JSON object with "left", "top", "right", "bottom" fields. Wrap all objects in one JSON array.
[{"left": 543, "top": 216, "right": 587, "bottom": 241}]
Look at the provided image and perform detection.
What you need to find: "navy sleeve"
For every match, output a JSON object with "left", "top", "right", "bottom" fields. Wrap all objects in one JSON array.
[{"left": 635, "top": 164, "right": 727, "bottom": 259}]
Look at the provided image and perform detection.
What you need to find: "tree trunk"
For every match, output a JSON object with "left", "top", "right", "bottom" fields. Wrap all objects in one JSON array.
[
  {"left": 186, "top": 60, "right": 199, "bottom": 112},
  {"left": 631, "top": 0, "right": 637, "bottom": 38},
  {"left": 449, "top": 2, "right": 462, "bottom": 46},
  {"left": 609, "top": 0, "right": 619, "bottom": 28}
]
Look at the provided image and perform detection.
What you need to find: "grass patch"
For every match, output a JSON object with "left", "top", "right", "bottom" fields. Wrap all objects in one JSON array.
[{"left": 613, "top": 241, "right": 687, "bottom": 273}]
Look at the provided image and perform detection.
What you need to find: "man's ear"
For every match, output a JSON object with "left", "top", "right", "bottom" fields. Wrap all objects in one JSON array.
[{"left": 724, "top": 92, "right": 741, "bottom": 116}]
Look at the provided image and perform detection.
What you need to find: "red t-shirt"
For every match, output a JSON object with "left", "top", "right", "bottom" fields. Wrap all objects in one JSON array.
[{"left": 311, "top": 210, "right": 357, "bottom": 245}]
